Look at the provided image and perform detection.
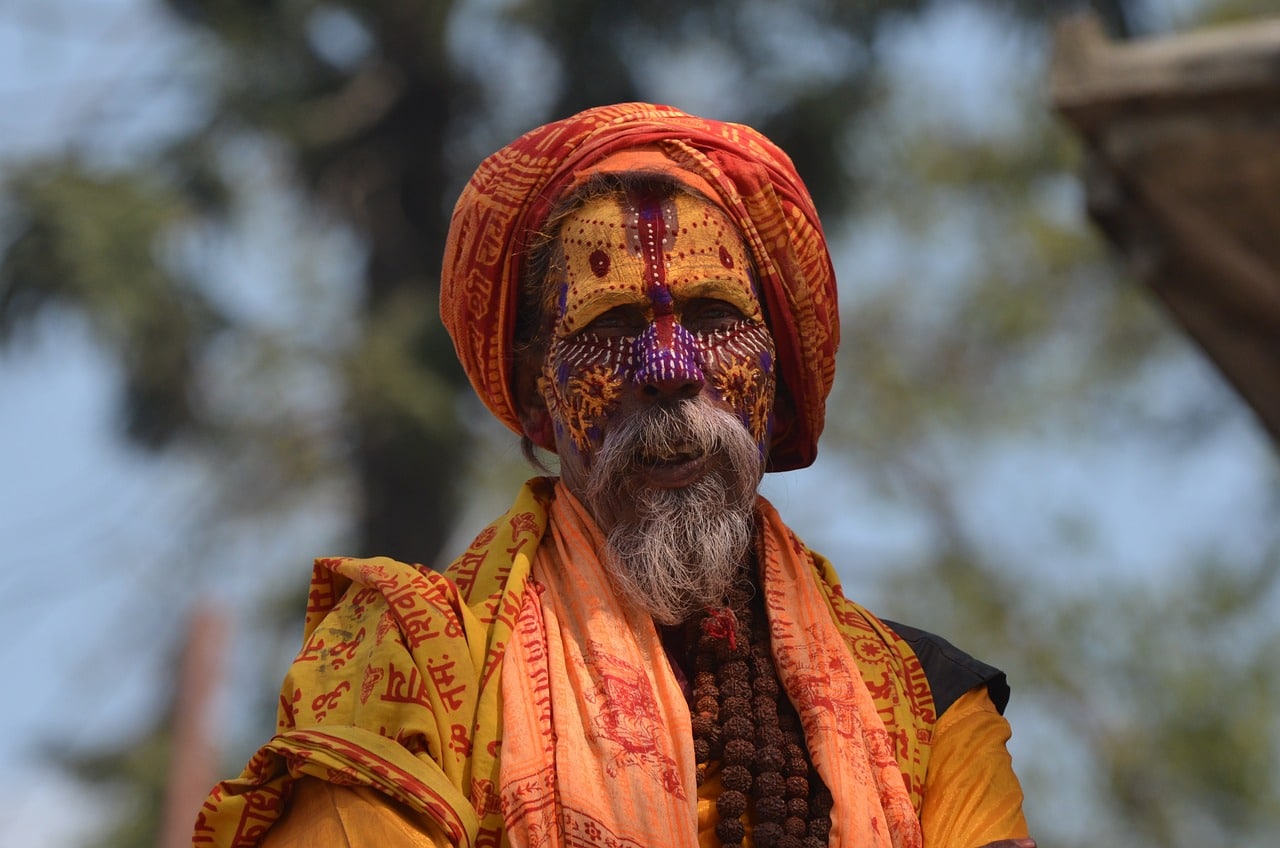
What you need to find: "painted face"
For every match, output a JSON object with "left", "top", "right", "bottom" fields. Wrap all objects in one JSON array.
[{"left": 538, "top": 189, "right": 777, "bottom": 471}]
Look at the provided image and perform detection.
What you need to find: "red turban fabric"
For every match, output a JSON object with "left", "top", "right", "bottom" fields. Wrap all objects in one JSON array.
[{"left": 440, "top": 102, "right": 839, "bottom": 471}]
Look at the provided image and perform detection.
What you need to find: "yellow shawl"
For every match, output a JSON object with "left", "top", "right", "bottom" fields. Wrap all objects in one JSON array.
[{"left": 195, "top": 479, "right": 936, "bottom": 847}]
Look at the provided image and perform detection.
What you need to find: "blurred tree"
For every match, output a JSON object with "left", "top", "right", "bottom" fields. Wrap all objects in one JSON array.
[
  {"left": 814, "top": 4, "right": 1280, "bottom": 845},
  {"left": 2, "top": 0, "right": 1278, "bottom": 847}
]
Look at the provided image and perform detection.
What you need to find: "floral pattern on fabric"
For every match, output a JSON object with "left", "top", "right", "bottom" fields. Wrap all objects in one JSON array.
[{"left": 194, "top": 479, "right": 937, "bottom": 848}]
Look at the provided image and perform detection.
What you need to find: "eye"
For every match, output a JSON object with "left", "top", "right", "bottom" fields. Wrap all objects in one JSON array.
[
  {"left": 682, "top": 298, "right": 747, "bottom": 333},
  {"left": 580, "top": 305, "right": 647, "bottom": 339}
]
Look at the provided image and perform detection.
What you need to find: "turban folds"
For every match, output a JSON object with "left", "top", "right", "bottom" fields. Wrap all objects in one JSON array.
[{"left": 440, "top": 102, "right": 838, "bottom": 471}]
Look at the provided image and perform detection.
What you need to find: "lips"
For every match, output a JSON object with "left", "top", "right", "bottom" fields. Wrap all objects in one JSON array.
[
  {"left": 636, "top": 448, "right": 709, "bottom": 488},
  {"left": 643, "top": 445, "right": 704, "bottom": 466}
]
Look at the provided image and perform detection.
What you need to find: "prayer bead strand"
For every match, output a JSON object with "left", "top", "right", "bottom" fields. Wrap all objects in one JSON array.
[{"left": 681, "top": 557, "right": 833, "bottom": 848}]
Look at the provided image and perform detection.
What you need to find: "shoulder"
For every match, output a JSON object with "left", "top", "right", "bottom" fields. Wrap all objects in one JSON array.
[{"left": 880, "top": 619, "right": 1010, "bottom": 717}]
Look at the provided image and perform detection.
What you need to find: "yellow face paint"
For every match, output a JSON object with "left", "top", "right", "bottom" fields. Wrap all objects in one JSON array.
[
  {"left": 539, "top": 190, "right": 777, "bottom": 462},
  {"left": 549, "top": 192, "right": 763, "bottom": 339}
]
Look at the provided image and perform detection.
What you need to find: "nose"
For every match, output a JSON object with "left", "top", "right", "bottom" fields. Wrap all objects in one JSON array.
[{"left": 632, "top": 320, "right": 705, "bottom": 401}]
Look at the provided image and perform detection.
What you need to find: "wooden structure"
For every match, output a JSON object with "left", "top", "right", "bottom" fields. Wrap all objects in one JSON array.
[{"left": 1051, "top": 13, "right": 1280, "bottom": 443}]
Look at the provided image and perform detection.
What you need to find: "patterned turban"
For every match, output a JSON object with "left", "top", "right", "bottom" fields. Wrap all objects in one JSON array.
[{"left": 440, "top": 102, "right": 839, "bottom": 472}]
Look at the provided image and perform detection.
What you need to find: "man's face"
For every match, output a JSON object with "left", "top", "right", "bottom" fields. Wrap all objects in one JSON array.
[
  {"left": 537, "top": 189, "right": 778, "bottom": 499},
  {"left": 531, "top": 187, "right": 778, "bottom": 623}
]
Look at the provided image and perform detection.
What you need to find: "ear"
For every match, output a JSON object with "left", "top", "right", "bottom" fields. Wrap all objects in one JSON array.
[{"left": 515, "top": 355, "right": 557, "bottom": 452}]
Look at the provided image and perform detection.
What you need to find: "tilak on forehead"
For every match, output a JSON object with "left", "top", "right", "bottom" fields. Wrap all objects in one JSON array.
[
  {"left": 550, "top": 188, "right": 763, "bottom": 336},
  {"left": 636, "top": 190, "right": 676, "bottom": 313},
  {"left": 632, "top": 189, "right": 706, "bottom": 391}
]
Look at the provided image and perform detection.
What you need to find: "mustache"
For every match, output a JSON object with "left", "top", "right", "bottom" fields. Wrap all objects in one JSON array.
[
  {"left": 583, "top": 396, "right": 764, "bottom": 538},
  {"left": 589, "top": 398, "right": 753, "bottom": 480}
]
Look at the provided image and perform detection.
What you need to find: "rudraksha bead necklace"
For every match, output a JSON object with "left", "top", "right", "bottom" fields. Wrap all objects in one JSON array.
[{"left": 674, "top": 565, "right": 833, "bottom": 848}]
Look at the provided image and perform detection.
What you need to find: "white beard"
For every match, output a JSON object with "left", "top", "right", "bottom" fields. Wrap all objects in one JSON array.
[{"left": 583, "top": 399, "right": 763, "bottom": 625}]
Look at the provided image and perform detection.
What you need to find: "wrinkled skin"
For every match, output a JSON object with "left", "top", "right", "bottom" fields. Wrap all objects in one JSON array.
[{"left": 521, "top": 189, "right": 777, "bottom": 519}]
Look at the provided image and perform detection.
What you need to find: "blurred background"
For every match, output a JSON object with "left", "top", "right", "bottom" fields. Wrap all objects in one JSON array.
[{"left": 2, "top": 0, "right": 1278, "bottom": 845}]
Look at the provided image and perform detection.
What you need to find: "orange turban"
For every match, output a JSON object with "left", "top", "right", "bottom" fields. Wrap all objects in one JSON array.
[{"left": 440, "top": 102, "right": 838, "bottom": 472}]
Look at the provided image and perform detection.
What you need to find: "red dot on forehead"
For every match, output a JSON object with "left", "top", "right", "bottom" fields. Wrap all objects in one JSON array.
[
  {"left": 589, "top": 249, "right": 611, "bottom": 278},
  {"left": 719, "top": 245, "right": 734, "bottom": 269}
]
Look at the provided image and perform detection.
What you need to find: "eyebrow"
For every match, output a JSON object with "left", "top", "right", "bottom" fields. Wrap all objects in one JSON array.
[
  {"left": 671, "top": 279, "right": 759, "bottom": 314},
  {"left": 560, "top": 287, "right": 649, "bottom": 322}
]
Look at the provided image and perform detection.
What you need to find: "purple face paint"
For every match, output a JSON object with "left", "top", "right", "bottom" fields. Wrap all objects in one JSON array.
[{"left": 541, "top": 191, "right": 777, "bottom": 460}]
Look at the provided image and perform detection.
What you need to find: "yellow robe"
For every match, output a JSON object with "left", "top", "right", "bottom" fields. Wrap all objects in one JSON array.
[{"left": 196, "top": 479, "right": 1028, "bottom": 847}]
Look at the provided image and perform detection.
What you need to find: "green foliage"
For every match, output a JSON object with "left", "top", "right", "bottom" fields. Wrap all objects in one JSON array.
[
  {"left": 47, "top": 717, "right": 173, "bottom": 848},
  {"left": 1196, "top": 0, "right": 1280, "bottom": 25},
  {"left": 0, "top": 164, "right": 221, "bottom": 446}
]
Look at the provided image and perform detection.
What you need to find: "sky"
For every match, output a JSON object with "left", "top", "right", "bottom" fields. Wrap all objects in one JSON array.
[{"left": 2, "top": 1, "right": 1277, "bottom": 846}]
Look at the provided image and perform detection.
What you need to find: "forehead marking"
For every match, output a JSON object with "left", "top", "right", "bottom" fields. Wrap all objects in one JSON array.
[
  {"left": 589, "top": 248, "right": 611, "bottom": 278},
  {"left": 633, "top": 194, "right": 674, "bottom": 318}
]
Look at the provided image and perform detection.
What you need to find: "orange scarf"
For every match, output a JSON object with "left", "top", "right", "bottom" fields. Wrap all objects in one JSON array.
[
  {"left": 195, "top": 479, "right": 934, "bottom": 848},
  {"left": 499, "top": 483, "right": 923, "bottom": 848}
]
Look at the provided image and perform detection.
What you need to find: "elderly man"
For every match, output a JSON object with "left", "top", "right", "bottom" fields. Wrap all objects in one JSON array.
[{"left": 196, "top": 103, "right": 1034, "bottom": 848}]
